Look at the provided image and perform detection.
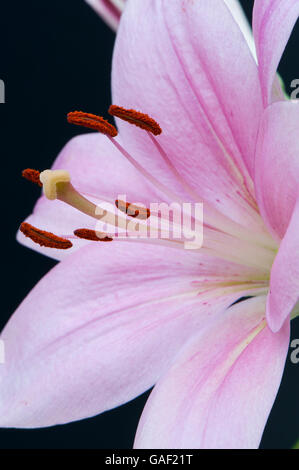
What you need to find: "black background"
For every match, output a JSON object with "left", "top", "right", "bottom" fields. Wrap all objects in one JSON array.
[{"left": 0, "top": 0, "right": 298, "bottom": 449}]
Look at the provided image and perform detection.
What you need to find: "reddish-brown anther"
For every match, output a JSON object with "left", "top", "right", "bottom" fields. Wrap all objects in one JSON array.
[
  {"left": 74, "top": 229, "right": 113, "bottom": 242},
  {"left": 22, "top": 169, "right": 43, "bottom": 187},
  {"left": 20, "top": 222, "right": 73, "bottom": 249},
  {"left": 67, "top": 111, "right": 118, "bottom": 137},
  {"left": 115, "top": 199, "right": 151, "bottom": 220},
  {"left": 109, "top": 105, "right": 162, "bottom": 136}
]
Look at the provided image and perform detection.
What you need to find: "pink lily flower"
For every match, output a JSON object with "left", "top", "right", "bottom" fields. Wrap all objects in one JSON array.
[{"left": 1, "top": 0, "right": 299, "bottom": 449}]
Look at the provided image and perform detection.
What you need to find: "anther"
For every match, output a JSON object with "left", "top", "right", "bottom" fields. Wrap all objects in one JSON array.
[
  {"left": 109, "top": 105, "right": 162, "bottom": 136},
  {"left": 115, "top": 199, "right": 150, "bottom": 220},
  {"left": 74, "top": 229, "right": 113, "bottom": 242},
  {"left": 20, "top": 222, "right": 73, "bottom": 249},
  {"left": 22, "top": 169, "right": 43, "bottom": 187},
  {"left": 67, "top": 111, "right": 118, "bottom": 137}
]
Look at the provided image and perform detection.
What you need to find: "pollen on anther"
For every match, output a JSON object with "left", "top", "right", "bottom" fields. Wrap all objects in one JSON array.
[
  {"left": 22, "top": 169, "right": 43, "bottom": 187},
  {"left": 74, "top": 228, "right": 113, "bottom": 242},
  {"left": 20, "top": 222, "right": 73, "bottom": 249},
  {"left": 109, "top": 105, "right": 162, "bottom": 136},
  {"left": 115, "top": 200, "right": 150, "bottom": 220},
  {"left": 67, "top": 111, "right": 118, "bottom": 137}
]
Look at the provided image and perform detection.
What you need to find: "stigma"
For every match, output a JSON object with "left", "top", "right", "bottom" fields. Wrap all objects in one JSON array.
[{"left": 40, "top": 170, "right": 71, "bottom": 200}]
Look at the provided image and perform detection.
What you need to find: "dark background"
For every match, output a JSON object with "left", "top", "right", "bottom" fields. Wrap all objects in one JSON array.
[{"left": 0, "top": 0, "right": 298, "bottom": 449}]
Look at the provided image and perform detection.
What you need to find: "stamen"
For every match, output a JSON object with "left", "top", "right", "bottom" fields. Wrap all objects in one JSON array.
[
  {"left": 22, "top": 169, "right": 42, "bottom": 187},
  {"left": 74, "top": 229, "right": 113, "bottom": 242},
  {"left": 115, "top": 199, "right": 150, "bottom": 220},
  {"left": 106, "top": 137, "right": 183, "bottom": 202},
  {"left": 67, "top": 111, "right": 118, "bottom": 137},
  {"left": 20, "top": 222, "right": 73, "bottom": 249},
  {"left": 109, "top": 105, "right": 162, "bottom": 136}
]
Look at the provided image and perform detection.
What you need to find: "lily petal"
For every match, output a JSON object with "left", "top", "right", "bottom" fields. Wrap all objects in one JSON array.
[
  {"left": 255, "top": 101, "right": 299, "bottom": 240},
  {"left": 253, "top": 0, "right": 299, "bottom": 106},
  {"left": 134, "top": 296, "right": 289, "bottom": 449},
  {"left": 266, "top": 200, "right": 299, "bottom": 332},
  {"left": 255, "top": 101, "right": 299, "bottom": 331},
  {"left": 85, "top": 0, "right": 255, "bottom": 46},
  {"left": 224, "top": 0, "right": 257, "bottom": 59},
  {"left": 0, "top": 243, "right": 253, "bottom": 428},
  {"left": 112, "top": 0, "right": 263, "bottom": 224}
]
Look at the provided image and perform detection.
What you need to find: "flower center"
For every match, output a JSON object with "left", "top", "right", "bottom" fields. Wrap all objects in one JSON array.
[{"left": 20, "top": 106, "right": 278, "bottom": 278}]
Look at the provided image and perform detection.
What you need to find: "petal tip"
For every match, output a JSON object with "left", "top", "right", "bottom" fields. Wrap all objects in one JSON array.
[{"left": 266, "top": 296, "right": 286, "bottom": 333}]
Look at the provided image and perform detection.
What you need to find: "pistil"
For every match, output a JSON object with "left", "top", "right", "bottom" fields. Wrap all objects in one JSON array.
[{"left": 39, "top": 169, "right": 154, "bottom": 237}]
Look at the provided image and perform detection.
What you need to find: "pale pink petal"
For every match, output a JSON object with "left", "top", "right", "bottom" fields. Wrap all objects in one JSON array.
[
  {"left": 255, "top": 101, "right": 299, "bottom": 240},
  {"left": 18, "top": 132, "right": 160, "bottom": 260},
  {"left": 224, "top": 0, "right": 257, "bottom": 59},
  {"left": 134, "top": 296, "right": 289, "bottom": 449},
  {"left": 253, "top": 0, "right": 299, "bottom": 106},
  {"left": 266, "top": 200, "right": 299, "bottom": 332},
  {"left": 85, "top": 0, "right": 124, "bottom": 31},
  {"left": 255, "top": 101, "right": 299, "bottom": 332},
  {"left": 0, "top": 242, "right": 253, "bottom": 428},
  {"left": 113, "top": 0, "right": 263, "bottom": 224}
]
